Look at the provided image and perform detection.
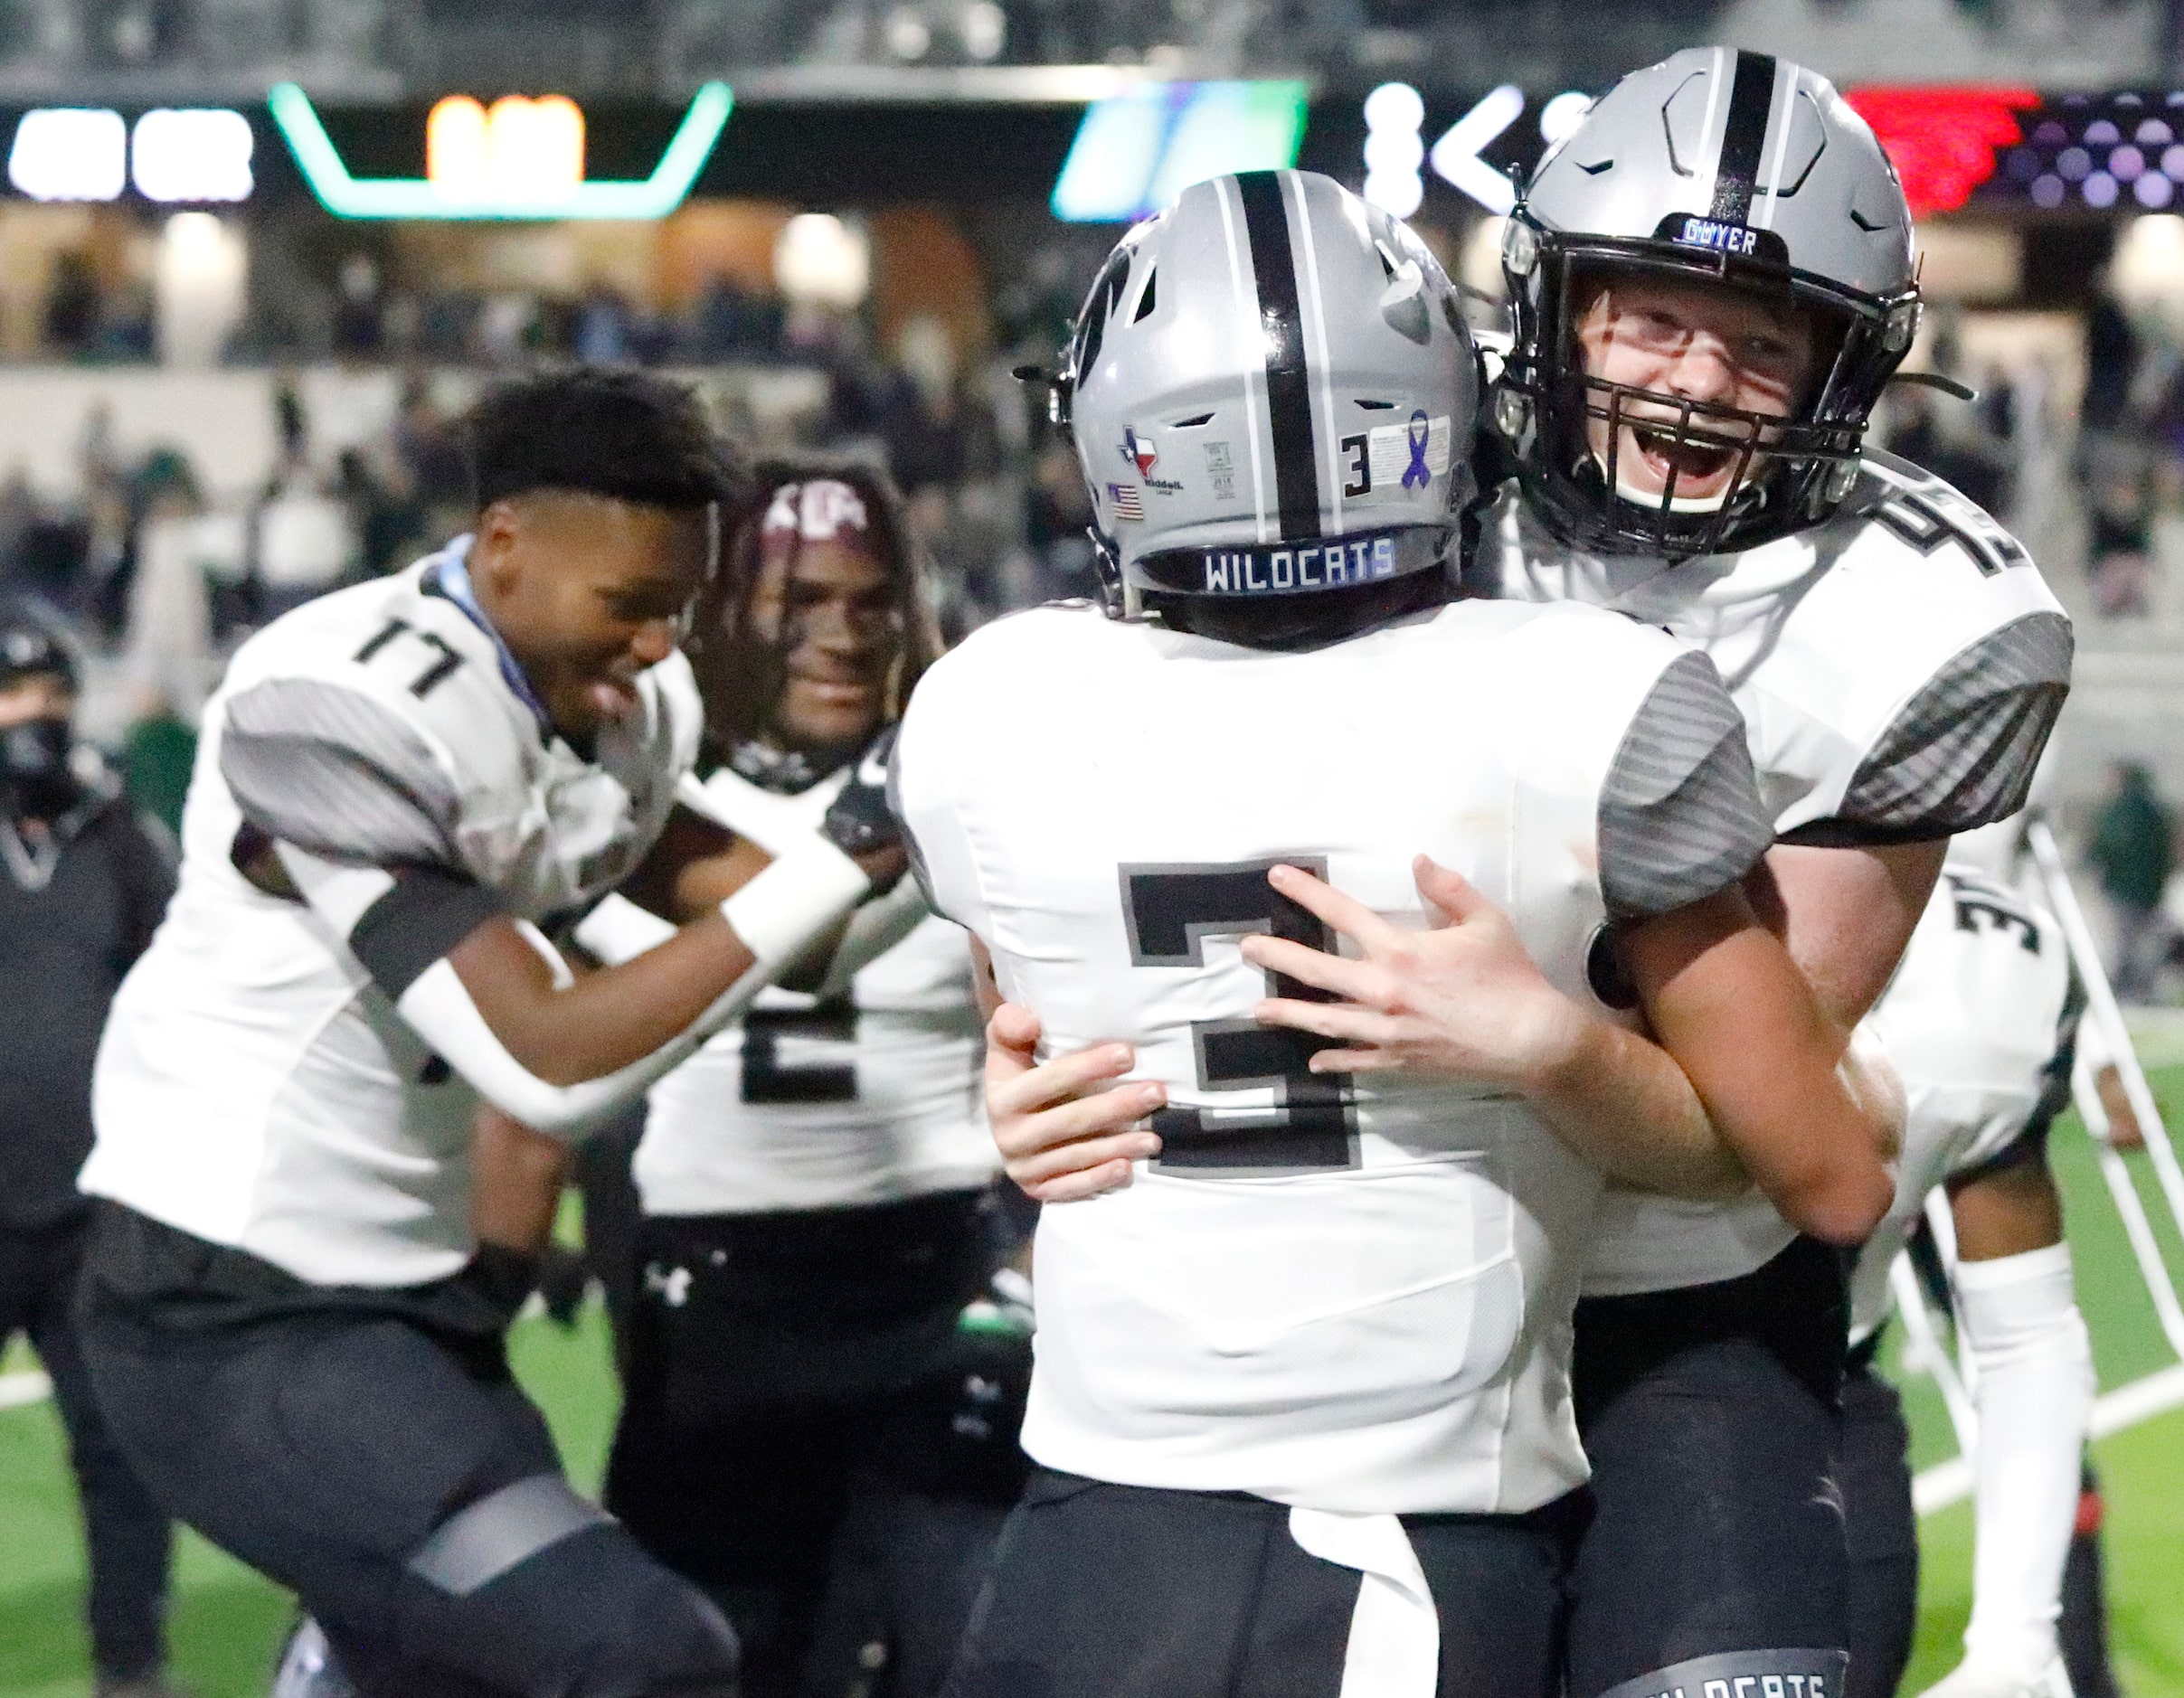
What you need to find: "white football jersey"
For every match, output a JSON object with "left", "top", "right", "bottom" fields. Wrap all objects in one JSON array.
[
  {"left": 893, "top": 597, "right": 1775, "bottom": 1515},
  {"left": 1848, "top": 866, "right": 2076, "bottom": 1343},
  {"left": 82, "top": 541, "right": 702, "bottom": 1288},
  {"left": 1476, "top": 452, "right": 2073, "bottom": 1295},
  {"left": 635, "top": 762, "right": 993, "bottom": 1216}
]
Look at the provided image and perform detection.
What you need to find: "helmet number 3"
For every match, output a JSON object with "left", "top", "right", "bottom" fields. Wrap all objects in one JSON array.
[
  {"left": 1120, "top": 859, "right": 1358, "bottom": 1172},
  {"left": 1340, "top": 433, "right": 1373, "bottom": 498}
]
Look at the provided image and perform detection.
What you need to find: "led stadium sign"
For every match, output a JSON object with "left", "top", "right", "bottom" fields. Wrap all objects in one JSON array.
[
  {"left": 1843, "top": 86, "right": 2041, "bottom": 214},
  {"left": 8, "top": 107, "right": 252, "bottom": 203},
  {"left": 267, "top": 81, "right": 732, "bottom": 220},
  {"left": 1051, "top": 80, "right": 1309, "bottom": 222}
]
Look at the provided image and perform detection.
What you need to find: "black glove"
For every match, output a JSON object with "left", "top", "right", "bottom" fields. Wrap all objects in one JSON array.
[{"left": 820, "top": 723, "right": 903, "bottom": 860}]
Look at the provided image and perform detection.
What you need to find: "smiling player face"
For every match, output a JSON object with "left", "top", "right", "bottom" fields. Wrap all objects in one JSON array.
[
  {"left": 472, "top": 491, "right": 711, "bottom": 746},
  {"left": 1573, "top": 271, "right": 1820, "bottom": 511},
  {"left": 746, "top": 534, "right": 902, "bottom": 754}
]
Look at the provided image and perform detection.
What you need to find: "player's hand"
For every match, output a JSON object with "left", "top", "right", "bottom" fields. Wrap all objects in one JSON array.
[
  {"left": 1242, "top": 857, "right": 1588, "bottom": 1091},
  {"left": 1915, "top": 1652, "right": 2070, "bottom": 1698},
  {"left": 986, "top": 1003, "right": 1165, "bottom": 1203},
  {"left": 2094, "top": 1062, "right": 2146, "bottom": 1151}
]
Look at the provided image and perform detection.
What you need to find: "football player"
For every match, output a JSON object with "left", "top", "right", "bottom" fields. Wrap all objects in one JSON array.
[
  {"left": 989, "top": 49, "right": 2069, "bottom": 1698},
  {"left": 897, "top": 168, "right": 1893, "bottom": 1698},
  {"left": 74, "top": 370, "right": 905, "bottom": 1698},
  {"left": 579, "top": 459, "right": 1018, "bottom": 1697},
  {"left": 1844, "top": 866, "right": 2094, "bottom": 1698}
]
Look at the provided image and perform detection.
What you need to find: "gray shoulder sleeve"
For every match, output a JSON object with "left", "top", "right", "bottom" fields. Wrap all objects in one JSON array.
[
  {"left": 1813, "top": 612, "right": 2072, "bottom": 847},
  {"left": 221, "top": 677, "right": 461, "bottom": 866},
  {"left": 1598, "top": 649, "right": 1775, "bottom": 920}
]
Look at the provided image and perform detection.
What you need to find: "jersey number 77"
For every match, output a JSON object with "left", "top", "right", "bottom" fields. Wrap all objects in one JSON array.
[{"left": 1120, "top": 858, "right": 1358, "bottom": 1173}]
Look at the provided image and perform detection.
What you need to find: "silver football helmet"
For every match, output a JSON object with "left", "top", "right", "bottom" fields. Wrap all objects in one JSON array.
[
  {"left": 1496, "top": 47, "right": 1921, "bottom": 558},
  {"left": 1047, "top": 169, "right": 1477, "bottom": 645}
]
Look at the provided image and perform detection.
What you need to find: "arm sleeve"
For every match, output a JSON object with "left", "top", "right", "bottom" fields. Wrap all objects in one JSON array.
[
  {"left": 1790, "top": 613, "right": 2073, "bottom": 848},
  {"left": 273, "top": 838, "right": 847, "bottom": 1140},
  {"left": 221, "top": 676, "right": 463, "bottom": 867},
  {"left": 1596, "top": 648, "right": 1776, "bottom": 920}
]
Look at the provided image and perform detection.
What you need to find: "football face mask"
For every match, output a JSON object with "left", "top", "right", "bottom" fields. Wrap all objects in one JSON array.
[{"left": 1563, "top": 263, "right": 1844, "bottom": 521}]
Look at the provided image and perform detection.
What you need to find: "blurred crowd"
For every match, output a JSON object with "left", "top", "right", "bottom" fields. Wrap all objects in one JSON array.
[
  {"left": 12, "top": 238, "right": 2184, "bottom": 891},
  {"left": 0, "top": 307, "right": 1109, "bottom": 838},
  {"left": 2074, "top": 290, "right": 2184, "bottom": 619},
  {"left": 32, "top": 246, "right": 806, "bottom": 371}
]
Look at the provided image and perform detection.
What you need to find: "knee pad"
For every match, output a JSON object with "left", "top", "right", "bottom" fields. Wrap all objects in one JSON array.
[
  {"left": 402, "top": 1474, "right": 741, "bottom": 1698},
  {"left": 1595, "top": 1648, "right": 1850, "bottom": 1698}
]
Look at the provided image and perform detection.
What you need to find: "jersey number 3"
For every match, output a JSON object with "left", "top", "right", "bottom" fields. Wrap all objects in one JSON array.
[{"left": 1120, "top": 858, "right": 1356, "bottom": 1172}]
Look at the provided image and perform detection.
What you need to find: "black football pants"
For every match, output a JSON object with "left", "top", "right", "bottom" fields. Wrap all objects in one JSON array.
[
  {"left": 943, "top": 1470, "right": 1583, "bottom": 1698},
  {"left": 602, "top": 1192, "right": 1019, "bottom": 1698},
  {"left": 1566, "top": 1236, "right": 1853, "bottom": 1698},
  {"left": 1836, "top": 1361, "right": 1918, "bottom": 1698},
  {"left": 80, "top": 1302, "right": 739, "bottom": 1698}
]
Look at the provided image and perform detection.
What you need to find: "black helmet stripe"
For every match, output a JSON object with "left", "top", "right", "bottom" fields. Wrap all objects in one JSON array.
[
  {"left": 1234, "top": 170, "right": 1322, "bottom": 542},
  {"left": 1708, "top": 50, "right": 1779, "bottom": 223}
]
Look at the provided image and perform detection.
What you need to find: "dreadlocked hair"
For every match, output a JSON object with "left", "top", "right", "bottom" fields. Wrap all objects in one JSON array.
[{"left": 685, "top": 455, "right": 941, "bottom": 761}]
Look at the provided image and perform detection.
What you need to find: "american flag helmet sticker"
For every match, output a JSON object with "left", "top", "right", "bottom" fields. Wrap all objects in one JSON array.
[{"left": 1107, "top": 482, "right": 1145, "bottom": 521}]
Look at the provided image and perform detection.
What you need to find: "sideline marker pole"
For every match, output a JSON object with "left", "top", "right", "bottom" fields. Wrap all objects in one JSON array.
[{"left": 2027, "top": 817, "right": 2184, "bottom": 1361}]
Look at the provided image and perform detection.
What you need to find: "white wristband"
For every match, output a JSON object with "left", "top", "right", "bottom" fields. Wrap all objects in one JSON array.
[{"left": 720, "top": 838, "right": 871, "bottom": 971}]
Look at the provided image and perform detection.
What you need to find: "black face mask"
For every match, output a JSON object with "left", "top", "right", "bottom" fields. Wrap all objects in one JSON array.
[{"left": 0, "top": 716, "right": 79, "bottom": 817}]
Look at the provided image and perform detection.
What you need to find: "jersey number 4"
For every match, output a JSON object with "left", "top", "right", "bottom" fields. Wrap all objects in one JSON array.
[
  {"left": 354, "top": 618, "right": 467, "bottom": 697},
  {"left": 1873, "top": 481, "right": 2028, "bottom": 578},
  {"left": 1120, "top": 859, "right": 1356, "bottom": 1172}
]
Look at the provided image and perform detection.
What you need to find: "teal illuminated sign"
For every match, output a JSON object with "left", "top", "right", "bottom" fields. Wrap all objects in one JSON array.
[
  {"left": 267, "top": 81, "right": 733, "bottom": 220},
  {"left": 1051, "top": 80, "right": 1309, "bottom": 222}
]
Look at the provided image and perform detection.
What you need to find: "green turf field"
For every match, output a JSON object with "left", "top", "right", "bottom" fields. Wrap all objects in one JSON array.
[{"left": 5, "top": 1081, "right": 2182, "bottom": 1698}]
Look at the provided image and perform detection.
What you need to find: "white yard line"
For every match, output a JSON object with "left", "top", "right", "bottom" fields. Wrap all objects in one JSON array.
[{"left": 0, "top": 1368, "right": 52, "bottom": 1410}]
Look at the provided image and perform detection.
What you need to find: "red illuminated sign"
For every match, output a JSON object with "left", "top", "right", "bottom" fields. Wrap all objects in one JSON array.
[{"left": 1844, "top": 85, "right": 2039, "bottom": 215}]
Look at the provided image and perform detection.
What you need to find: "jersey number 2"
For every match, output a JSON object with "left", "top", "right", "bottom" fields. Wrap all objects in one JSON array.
[
  {"left": 1120, "top": 858, "right": 1356, "bottom": 1171},
  {"left": 741, "top": 999, "right": 859, "bottom": 1103}
]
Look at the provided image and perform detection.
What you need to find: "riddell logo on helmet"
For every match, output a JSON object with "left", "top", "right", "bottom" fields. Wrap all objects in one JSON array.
[{"left": 1119, "top": 427, "right": 1186, "bottom": 495}]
